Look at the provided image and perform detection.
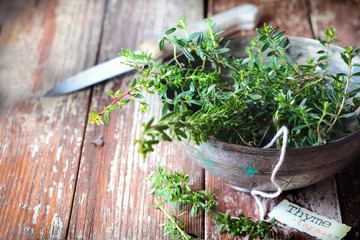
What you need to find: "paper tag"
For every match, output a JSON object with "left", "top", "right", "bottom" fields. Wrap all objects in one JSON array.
[{"left": 269, "top": 200, "right": 351, "bottom": 240}]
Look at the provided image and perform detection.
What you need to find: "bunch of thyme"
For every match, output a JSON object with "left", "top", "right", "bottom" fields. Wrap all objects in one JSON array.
[
  {"left": 146, "top": 164, "right": 278, "bottom": 239},
  {"left": 89, "top": 18, "right": 360, "bottom": 157}
]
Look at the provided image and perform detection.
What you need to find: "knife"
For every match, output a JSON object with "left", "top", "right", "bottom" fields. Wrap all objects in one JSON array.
[{"left": 44, "top": 4, "right": 260, "bottom": 97}]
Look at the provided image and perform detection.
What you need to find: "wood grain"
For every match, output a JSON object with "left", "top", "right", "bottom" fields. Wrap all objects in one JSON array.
[
  {"left": 205, "top": 174, "right": 341, "bottom": 240},
  {"left": 308, "top": 0, "right": 360, "bottom": 48},
  {"left": 205, "top": 1, "right": 342, "bottom": 239},
  {"left": 68, "top": 0, "right": 205, "bottom": 239},
  {"left": 208, "top": 0, "right": 314, "bottom": 37},
  {"left": 308, "top": 0, "right": 360, "bottom": 238},
  {"left": 0, "top": 0, "right": 105, "bottom": 238},
  {"left": 1, "top": 1, "right": 359, "bottom": 239}
]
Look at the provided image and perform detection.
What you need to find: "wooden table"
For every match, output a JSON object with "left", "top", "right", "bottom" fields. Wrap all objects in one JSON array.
[{"left": 1, "top": 0, "right": 359, "bottom": 239}]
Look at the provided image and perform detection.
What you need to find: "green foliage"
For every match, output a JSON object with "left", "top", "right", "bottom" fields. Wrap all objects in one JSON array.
[
  {"left": 89, "top": 18, "right": 360, "bottom": 157},
  {"left": 147, "top": 163, "right": 216, "bottom": 215},
  {"left": 147, "top": 164, "right": 278, "bottom": 239},
  {"left": 154, "top": 199, "right": 193, "bottom": 240},
  {"left": 214, "top": 212, "right": 278, "bottom": 240}
]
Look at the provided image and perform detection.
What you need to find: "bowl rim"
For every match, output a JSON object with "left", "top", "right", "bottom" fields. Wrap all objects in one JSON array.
[
  {"left": 206, "top": 129, "right": 360, "bottom": 155},
  {"left": 171, "top": 35, "right": 360, "bottom": 155}
]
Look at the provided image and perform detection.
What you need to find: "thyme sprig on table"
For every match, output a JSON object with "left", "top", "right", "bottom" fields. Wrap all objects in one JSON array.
[
  {"left": 89, "top": 18, "right": 360, "bottom": 157},
  {"left": 146, "top": 164, "right": 278, "bottom": 239}
]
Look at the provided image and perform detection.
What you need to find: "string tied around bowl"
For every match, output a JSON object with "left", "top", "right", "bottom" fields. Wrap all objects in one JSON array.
[{"left": 231, "top": 125, "right": 289, "bottom": 221}]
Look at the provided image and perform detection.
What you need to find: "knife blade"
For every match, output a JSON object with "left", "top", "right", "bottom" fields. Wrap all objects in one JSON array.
[{"left": 44, "top": 4, "right": 260, "bottom": 97}]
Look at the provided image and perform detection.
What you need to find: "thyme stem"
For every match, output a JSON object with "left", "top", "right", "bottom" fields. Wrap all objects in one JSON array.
[
  {"left": 154, "top": 198, "right": 191, "bottom": 240},
  {"left": 327, "top": 57, "right": 352, "bottom": 133}
]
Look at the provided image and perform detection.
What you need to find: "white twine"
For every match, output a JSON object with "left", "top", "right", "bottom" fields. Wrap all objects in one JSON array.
[{"left": 231, "top": 125, "right": 289, "bottom": 221}]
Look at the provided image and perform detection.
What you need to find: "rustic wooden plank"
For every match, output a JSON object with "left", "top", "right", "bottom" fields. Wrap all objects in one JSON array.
[
  {"left": 0, "top": 0, "right": 105, "bottom": 239},
  {"left": 68, "top": 0, "right": 205, "bottom": 239},
  {"left": 205, "top": 1, "right": 343, "bottom": 239},
  {"left": 336, "top": 164, "right": 360, "bottom": 240},
  {"left": 308, "top": 0, "right": 360, "bottom": 238},
  {"left": 309, "top": 0, "right": 360, "bottom": 48},
  {"left": 208, "top": 0, "right": 314, "bottom": 37},
  {"left": 205, "top": 174, "right": 341, "bottom": 240}
]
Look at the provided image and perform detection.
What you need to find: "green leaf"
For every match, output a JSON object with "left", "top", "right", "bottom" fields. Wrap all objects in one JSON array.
[
  {"left": 352, "top": 72, "right": 360, "bottom": 77},
  {"left": 159, "top": 39, "right": 164, "bottom": 51},
  {"left": 162, "top": 102, "right": 169, "bottom": 116},
  {"left": 175, "top": 129, "right": 187, "bottom": 139},
  {"left": 144, "top": 118, "right": 154, "bottom": 130},
  {"left": 183, "top": 48, "right": 194, "bottom": 61},
  {"left": 197, "top": 32, "right": 203, "bottom": 45},
  {"left": 214, "top": 48, "right": 230, "bottom": 54},
  {"left": 181, "top": 110, "right": 193, "bottom": 118},
  {"left": 340, "top": 52, "right": 349, "bottom": 65},
  {"left": 267, "top": 50, "right": 276, "bottom": 57},
  {"left": 154, "top": 125, "right": 168, "bottom": 131},
  {"left": 329, "top": 91, "right": 342, "bottom": 104},
  {"left": 108, "top": 105, "right": 118, "bottom": 111},
  {"left": 207, "top": 84, "right": 216, "bottom": 94},
  {"left": 130, "top": 78, "right": 137, "bottom": 88},
  {"left": 188, "top": 109, "right": 203, "bottom": 121},
  {"left": 273, "top": 31, "right": 285, "bottom": 40},
  {"left": 161, "top": 132, "right": 172, "bottom": 141},
  {"left": 242, "top": 57, "right": 252, "bottom": 64},
  {"left": 165, "top": 27, "right": 176, "bottom": 35},
  {"left": 255, "top": 28, "right": 264, "bottom": 35},
  {"left": 258, "top": 35, "right": 267, "bottom": 41},
  {"left": 261, "top": 42, "right": 270, "bottom": 52},
  {"left": 185, "top": 32, "right": 200, "bottom": 43},
  {"left": 250, "top": 94, "right": 262, "bottom": 100},
  {"left": 353, "top": 97, "right": 360, "bottom": 108},
  {"left": 190, "top": 205, "right": 195, "bottom": 217},
  {"left": 104, "top": 113, "right": 109, "bottom": 124},
  {"left": 310, "top": 113, "right": 321, "bottom": 119},
  {"left": 292, "top": 125, "right": 307, "bottom": 131},
  {"left": 347, "top": 88, "right": 360, "bottom": 98},
  {"left": 173, "top": 38, "right": 184, "bottom": 47},
  {"left": 317, "top": 55, "right": 328, "bottom": 62},
  {"left": 132, "top": 93, "right": 145, "bottom": 99},
  {"left": 160, "top": 111, "right": 177, "bottom": 121},
  {"left": 270, "top": 26, "right": 279, "bottom": 34},
  {"left": 189, "top": 82, "right": 195, "bottom": 92},
  {"left": 339, "top": 112, "right": 356, "bottom": 118}
]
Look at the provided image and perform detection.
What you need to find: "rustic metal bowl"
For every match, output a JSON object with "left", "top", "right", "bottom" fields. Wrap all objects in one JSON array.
[{"left": 175, "top": 36, "right": 360, "bottom": 191}]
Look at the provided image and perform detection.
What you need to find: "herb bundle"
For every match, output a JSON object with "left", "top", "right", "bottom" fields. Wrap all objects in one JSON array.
[
  {"left": 89, "top": 18, "right": 360, "bottom": 157},
  {"left": 88, "top": 18, "right": 360, "bottom": 239},
  {"left": 146, "top": 164, "right": 278, "bottom": 239}
]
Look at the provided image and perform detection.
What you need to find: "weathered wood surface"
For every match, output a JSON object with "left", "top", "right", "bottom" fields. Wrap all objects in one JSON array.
[
  {"left": 0, "top": 0, "right": 359, "bottom": 239},
  {"left": 67, "top": 0, "right": 205, "bottom": 239},
  {"left": 0, "top": 0, "right": 105, "bottom": 239},
  {"left": 309, "top": 0, "right": 360, "bottom": 48},
  {"left": 208, "top": 0, "right": 314, "bottom": 38},
  {"left": 308, "top": 1, "right": 360, "bottom": 239}
]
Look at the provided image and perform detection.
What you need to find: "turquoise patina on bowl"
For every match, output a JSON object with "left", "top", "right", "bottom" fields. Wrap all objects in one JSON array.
[{"left": 175, "top": 36, "right": 360, "bottom": 191}]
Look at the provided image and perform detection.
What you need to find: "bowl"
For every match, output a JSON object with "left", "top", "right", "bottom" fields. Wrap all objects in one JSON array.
[{"left": 175, "top": 36, "right": 360, "bottom": 191}]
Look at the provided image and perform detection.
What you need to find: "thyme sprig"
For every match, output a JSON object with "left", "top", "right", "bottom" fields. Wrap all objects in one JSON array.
[
  {"left": 147, "top": 164, "right": 278, "bottom": 239},
  {"left": 88, "top": 18, "right": 360, "bottom": 239},
  {"left": 89, "top": 18, "right": 360, "bottom": 157}
]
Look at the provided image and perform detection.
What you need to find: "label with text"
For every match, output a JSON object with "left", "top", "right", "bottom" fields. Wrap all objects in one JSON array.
[{"left": 268, "top": 200, "right": 351, "bottom": 240}]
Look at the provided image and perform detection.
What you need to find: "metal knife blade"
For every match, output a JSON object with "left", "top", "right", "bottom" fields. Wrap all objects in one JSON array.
[
  {"left": 44, "top": 4, "right": 260, "bottom": 97},
  {"left": 44, "top": 56, "right": 131, "bottom": 97}
]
